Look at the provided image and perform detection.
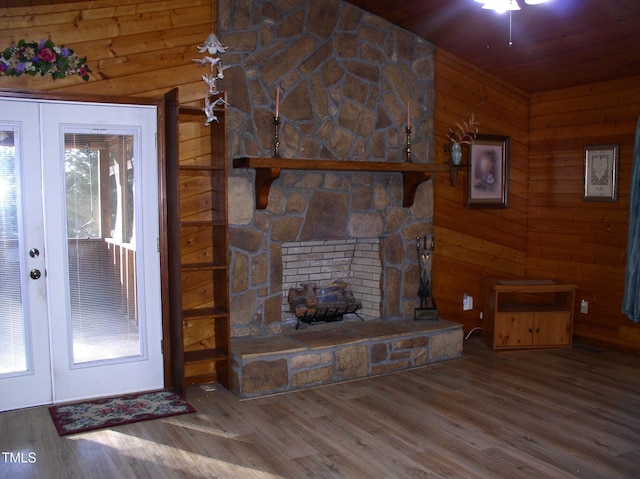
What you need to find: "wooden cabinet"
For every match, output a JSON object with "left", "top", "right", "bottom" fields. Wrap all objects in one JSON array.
[
  {"left": 165, "top": 89, "right": 230, "bottom": 394},
  {"left": 482, "top": 280, "right": 576, "bottom": 350}
]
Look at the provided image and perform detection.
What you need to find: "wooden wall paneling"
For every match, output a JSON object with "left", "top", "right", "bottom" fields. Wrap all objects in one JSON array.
[
  {"left": 433, "top": 48, "right": 530, "bottom": 334},
  {"left": 0, "top": 0, "right": 211, "bottom": 103},
  {"left": 528, "top": 75, "right": 640, "bottom": 352},
  {"left": 530, "top": 77, "right": 640, "bottom": 114},
  {"left": 0, "top": 2, "right": 209, "bottom": 45}
]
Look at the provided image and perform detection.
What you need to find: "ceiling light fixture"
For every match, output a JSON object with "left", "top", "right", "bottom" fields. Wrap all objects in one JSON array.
[
  {"left": 483, "top": 0, "right": 520, "bottom": 13},
  {"left": 474, "top": 0, "right": 549, "bottom": 13},
  {"left": 474, "top": 0, "right": 550, "bottom": 46}
]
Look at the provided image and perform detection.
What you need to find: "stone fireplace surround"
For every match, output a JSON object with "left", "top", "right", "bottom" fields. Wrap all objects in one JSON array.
[
  {"left": 219, "top": 0, "right": 463, "bottom": 396},
  {"left": 221, "top": 0, "right": 437, "bottom": 337}
]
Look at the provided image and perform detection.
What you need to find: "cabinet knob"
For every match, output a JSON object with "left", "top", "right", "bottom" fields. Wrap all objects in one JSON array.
[{"left": 529, "top": 328, "right": 533, "bottom": 333}]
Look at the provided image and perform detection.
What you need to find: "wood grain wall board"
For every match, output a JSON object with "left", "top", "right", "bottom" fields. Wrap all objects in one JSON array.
[
  {"left": 179, "top": 138, "right": 213, "bottom": 164},
  {"left": 433, "top": 240, "right": 527, "bottom": 275},
  {"left": 0, "top": 0, "right": 208, "bottom": 28},
  {"left": 181, "top": 271, "right": 219, "bottom": 310},
  {"left": 433, "top": 207, "right": 527, "bottom": 249},
  {"left": 0, "top": 0, "right": 212, "bottom": 100},
  {"left": 436, "top": 90, "right": 529, "bottom": 139},
  {"left": 433, "top": 47, "right": 530, "bottom": 331},
  {"left": 528, "top": 219, "right": 629, "bottom": 240},
  {"left": 527, "top": 73, "right": 639, "bottom": 351},
  {"left": 529, "top": 104, "right": 640, "bottom": 131},
  {"left": 527, "top": 206, "right": 630, "bottom": 225},
  {"left": 1, "top": 9, "right": 208, "bottom": 50},
  {"left": 526, "top": 244, "right": 626, "bottom": 269},
  {"left": 180, "top": 226, "right": 215, "bottom": 261},
  {"left": 0, "top": 62, "right": 206, "bottom": 100},
  {"left": 178, "top": 117, "right": 212, "bottom": 139},
  {"left": 529, "top": 122, "right": 637, "bottom": 143},
  {"left": 526, "top": 254, "right": 626, "bottom": 277},
  {"left": 530, "top": 76, "right": 640, "bottom": 108},
  {"left": 183, "top": 317, "right": 217, "bottom": 351}
]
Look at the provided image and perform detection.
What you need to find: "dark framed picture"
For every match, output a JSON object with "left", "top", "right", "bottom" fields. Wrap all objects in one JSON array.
[
  {"left": 583, "top": 144, "right": 619, "bottom": 202},
  {"left": 468, "top": 134, "right": 509, "bottom": 208}
]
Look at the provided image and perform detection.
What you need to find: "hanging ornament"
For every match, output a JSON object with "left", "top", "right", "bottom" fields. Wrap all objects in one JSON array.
[{"left": 194, "top": 4, "right": 229, "bottom": 125}]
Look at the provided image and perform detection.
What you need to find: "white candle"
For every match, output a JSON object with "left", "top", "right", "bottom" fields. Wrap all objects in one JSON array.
[
  {"left": 275, "top": 87, "right": 280, "bottom": 117},
  {"left": 407, "top": 101, "right": 410, "bottom": 128}
]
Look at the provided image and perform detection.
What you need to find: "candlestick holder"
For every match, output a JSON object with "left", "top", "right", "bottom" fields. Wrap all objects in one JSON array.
[
  {"left": 405, "top": 126, "right": 412, "bottom": 162},
  {"left": 273, "top": 116, "right": 281, "bottom": 158}
]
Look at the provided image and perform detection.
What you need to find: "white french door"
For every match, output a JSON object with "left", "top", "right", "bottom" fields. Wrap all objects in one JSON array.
[{"left": 0, "top": 98, "right": 164, "bottom": 411}]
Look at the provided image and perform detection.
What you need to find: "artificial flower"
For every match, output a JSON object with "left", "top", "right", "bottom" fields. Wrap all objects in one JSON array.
[{"left": 0, "top": 38, "right": 91, "bottom": 81}]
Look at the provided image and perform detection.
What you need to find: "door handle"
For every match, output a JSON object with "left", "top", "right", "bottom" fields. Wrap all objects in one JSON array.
[{"left": 30, "top": 269, "right": 42, "bottom": 280}]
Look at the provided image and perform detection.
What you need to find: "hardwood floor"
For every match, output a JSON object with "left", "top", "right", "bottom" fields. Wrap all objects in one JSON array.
[{"left": 2, "top": 337, "right": 640, "bottom": 478}]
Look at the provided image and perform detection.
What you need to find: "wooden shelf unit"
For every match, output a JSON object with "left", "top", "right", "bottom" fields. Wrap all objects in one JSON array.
[
  {"left": 233, "top": 157, "right": 452, "bottom": 209},
  {"left": 482, "top": 280, "right": 576, "bottom": 350},
  {"left": 165, "top": 89, "right": 231, "bottom": 395}
]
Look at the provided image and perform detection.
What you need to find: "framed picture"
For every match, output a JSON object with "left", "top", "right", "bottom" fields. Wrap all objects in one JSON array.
[
  {"left": 468, "top": 134, "right": 509, "bottom": 208},
  {"left": 583, "top": 144, "right": 619, "bottom": 201}
]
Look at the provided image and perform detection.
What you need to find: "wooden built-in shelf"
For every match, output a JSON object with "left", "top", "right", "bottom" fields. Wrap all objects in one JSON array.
[
  {"left": 182, "top": 307, "right": 229, "bottom": 319},
  {"left": 184, "top": 349, "right": 229, "bottom": 363},
  {"left": 180, "top": 220, "right": 226, "bottom": 227},
  {"left": 181, "top": 263, "right": 227, "bottom": 272},
  {"left": 233, "top": 157, "right": 453, "bottom": 209},
  {"left": 165, "top": 89, "right": 231, "bottom": 394}
]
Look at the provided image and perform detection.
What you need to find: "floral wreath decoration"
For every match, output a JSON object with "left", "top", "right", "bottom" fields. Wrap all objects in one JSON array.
[{"left": 0, "top": 39, "right": 91, "bottom": 81}]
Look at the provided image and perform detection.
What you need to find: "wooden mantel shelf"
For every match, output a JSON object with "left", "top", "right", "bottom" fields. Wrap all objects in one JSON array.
[{"left": 233, "top": 157, "right": 451, "bottom": 209}]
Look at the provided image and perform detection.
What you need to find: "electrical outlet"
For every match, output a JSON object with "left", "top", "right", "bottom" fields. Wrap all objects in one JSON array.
[
  {"left": 463, "top": 294, "right": 473, "bottom": 311},
  {"left": 580, "top": 300, "right": 588, "bottom": 314}
]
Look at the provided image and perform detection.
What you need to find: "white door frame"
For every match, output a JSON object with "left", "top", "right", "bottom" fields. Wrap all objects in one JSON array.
[
  {"left": 0, "top": 94, "right": 165, "bottom": 411},
  {"left": 0, "top": 101, "right": 52, "bottom": 411}
]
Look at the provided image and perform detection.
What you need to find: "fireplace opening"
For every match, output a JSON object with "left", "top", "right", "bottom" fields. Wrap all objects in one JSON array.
[
  {"left": 288, "top": 280, "right": 364, "bottom": 328},
  {"left": 281, "top": 238, "right": 382, "bottom": 326}
]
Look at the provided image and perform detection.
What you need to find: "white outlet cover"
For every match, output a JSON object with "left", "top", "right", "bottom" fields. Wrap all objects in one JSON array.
[{"left": 463, "top": 295, "right": 473, "bottom": 311}]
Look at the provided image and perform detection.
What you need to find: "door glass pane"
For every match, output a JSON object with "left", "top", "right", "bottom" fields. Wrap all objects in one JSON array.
[
  {"left": 0, "top": 126, "right": 28, "bottom": 375},
  {"left": 65, "top": 132, "right": 140, "bottom": 364}
]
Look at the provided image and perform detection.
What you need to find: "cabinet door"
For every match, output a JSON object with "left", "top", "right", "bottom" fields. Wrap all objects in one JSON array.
[
  {"left": 495, "top": 312, "right": 534, "bottom": 348},
  {"left": 533, "top": 312, "right": 572, "bottom": 346}
]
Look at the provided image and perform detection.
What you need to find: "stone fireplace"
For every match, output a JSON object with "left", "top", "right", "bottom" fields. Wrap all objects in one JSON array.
[{"left": 220, "top": 0, "right": 437, "bottom": 338}]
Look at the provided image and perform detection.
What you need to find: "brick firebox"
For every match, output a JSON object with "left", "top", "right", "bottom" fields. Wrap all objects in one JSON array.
[{"left": 281, "top": 238, "right": 382, "bottom": 325}]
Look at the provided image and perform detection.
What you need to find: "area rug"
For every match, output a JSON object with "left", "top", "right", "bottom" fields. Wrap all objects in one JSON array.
[{"left": 49, "top": 390, "right": 196, "bottom": 436}]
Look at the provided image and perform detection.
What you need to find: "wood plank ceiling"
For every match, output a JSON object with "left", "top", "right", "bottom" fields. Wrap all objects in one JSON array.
[{"left": 346, "top": 0, "right": 640, "bottom": 93}]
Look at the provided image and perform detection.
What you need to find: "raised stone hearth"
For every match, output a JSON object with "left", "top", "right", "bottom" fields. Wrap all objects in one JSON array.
[{"left": 231, "top": 319, "right": 463, "bottom": 398}]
